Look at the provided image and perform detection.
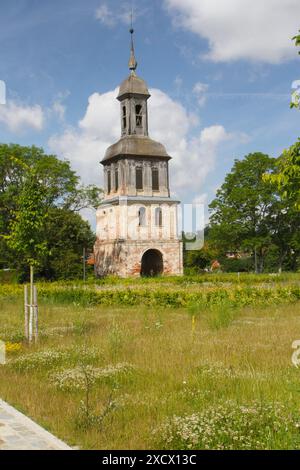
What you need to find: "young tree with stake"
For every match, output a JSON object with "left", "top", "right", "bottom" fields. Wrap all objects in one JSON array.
[{"left": 6, "top": 159, "right": 48, "bottom": 342}]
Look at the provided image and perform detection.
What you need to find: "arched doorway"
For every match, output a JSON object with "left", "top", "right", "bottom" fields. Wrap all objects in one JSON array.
[{"left": 141, "top": 249, "right": 163, "bottom": 277}]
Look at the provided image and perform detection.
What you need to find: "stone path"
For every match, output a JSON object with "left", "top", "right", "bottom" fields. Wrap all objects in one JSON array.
[{"left": 0, "top": 399, "right": 71, "bottom": 450}]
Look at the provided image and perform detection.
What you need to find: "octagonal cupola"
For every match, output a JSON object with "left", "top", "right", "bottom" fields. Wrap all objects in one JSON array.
[{"left": 117, "top": 27, "right": 150, "bottom": 137}]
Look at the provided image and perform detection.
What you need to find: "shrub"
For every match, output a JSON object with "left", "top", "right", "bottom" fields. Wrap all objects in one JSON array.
[{"left": 220, "top": 257, "right": 254, "bottom": 273}]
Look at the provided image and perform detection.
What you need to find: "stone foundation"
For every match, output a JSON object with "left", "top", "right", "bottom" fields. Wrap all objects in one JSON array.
[{"left": 94, "top": 239, "right": 183, "bottom": 277}]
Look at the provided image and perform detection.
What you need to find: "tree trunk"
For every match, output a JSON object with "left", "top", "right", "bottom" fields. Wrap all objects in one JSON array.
[
  {"left": 254, "top": 246, "right": 258, "bottom": 274},
  {"left": 259, "top": 256, "right": 264, "bottom": 274},
  {"left": 258, "top": 248, "right": 264, "bottom": 273},
  {"left": 278, "top": 249, "right": 286, "bottom": 274}
]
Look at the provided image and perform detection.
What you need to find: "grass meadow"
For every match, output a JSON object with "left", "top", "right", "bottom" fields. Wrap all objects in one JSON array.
[{"left": 0, "top": 273, "right": 300, "bottom": 449}]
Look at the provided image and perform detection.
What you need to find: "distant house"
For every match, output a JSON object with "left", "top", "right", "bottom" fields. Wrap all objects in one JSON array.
[
  {"left": 225, "top": 251, "right": 251, "bottom": 259},
  {"left": 211, "top": 260, "right": 221, "bottom": 271},
  {"left": 226, "top": 252, "right": 242, "bottom": 259},
  {"left": 86, "top": 254, "right": 95, "bottom": 266}
]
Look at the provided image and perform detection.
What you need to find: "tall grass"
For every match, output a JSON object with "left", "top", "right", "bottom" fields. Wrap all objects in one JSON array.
[{"left": 1, "top": 293, "right": 300, "bottom": 449}]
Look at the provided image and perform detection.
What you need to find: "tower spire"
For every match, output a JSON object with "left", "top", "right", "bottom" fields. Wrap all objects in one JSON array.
[{"left": 128, "top": 8, "right": 137, "bottom": 74}]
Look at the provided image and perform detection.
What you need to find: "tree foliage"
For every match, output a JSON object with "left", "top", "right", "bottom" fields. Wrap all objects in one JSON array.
[
  {"left": 0, "top": 144, "right": 101, "bottom": 280},
  {"left": 6, "top": 165, "right": 49, "bottom": 267},
  {"left": 290, "top": 30, "right": 300, "bottom": 109},
  {"left": 208, "top": 152, "right": 299, "bottom": 273},
  {"left": 184, "top": 241, "right": 218, "bottom": 273},
  {"left": 36, "top": 208, "right": 95, "bottom": 281},
  {"left": 293, "top": 30, "right": 300, "bottom": 49},
  {"left": 264, "top": 140, "right": 300, "bottom": 210}
]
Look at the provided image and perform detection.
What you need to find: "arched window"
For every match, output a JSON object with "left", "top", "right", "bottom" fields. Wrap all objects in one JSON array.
[
  {"left": 136, "top": 167, "right": 143, "bottom": 190},
  {"left": 138, "top": 207, "right": 146, "bottom": 227},
  {"left": 135, "top": 104, "right": 142, "bottom": 127},
  {"left": 115, "top": 169, "right": 119, "bottom": 191},
  {"left": 122, "top": 106, "right": 127, "bottom": 129},
  {"left": 107, "top": 169, "right": 111, "bottom": 193},
  {"left": 152, "top": 167, "right": 159, "bottom": 190},
  {"left": 155, "top": 207, "right": 163, "bottom": 227}
]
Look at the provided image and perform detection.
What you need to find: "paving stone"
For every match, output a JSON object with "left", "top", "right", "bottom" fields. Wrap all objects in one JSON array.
[{"left": 0, "top": 399, "right": 71, "bottom": 450}]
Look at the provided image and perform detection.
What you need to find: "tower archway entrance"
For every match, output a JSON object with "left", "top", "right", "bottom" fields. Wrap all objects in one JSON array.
[{"left": 141, "top": 249, "right": 163, "bottom": 277}]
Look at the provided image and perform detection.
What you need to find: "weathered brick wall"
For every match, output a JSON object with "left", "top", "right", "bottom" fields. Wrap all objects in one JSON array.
[
  {"left": 96, "top": 201, "right": 179, "bottom": 242},
  {"left": 94, "top": 239, "right": 183, "bottom": 277}
]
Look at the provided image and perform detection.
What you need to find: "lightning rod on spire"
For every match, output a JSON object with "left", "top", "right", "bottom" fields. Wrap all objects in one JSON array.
[{"left": 128, "top": 4, "right": 137, "bottom": 74}]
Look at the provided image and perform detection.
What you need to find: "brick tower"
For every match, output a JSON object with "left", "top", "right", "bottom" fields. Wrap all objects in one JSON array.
[{"left": 94, "top": 27, "right": 183, "bottom": 277}]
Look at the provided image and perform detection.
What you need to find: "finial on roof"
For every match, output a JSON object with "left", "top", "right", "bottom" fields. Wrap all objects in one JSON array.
[{"left": 128, "top": 9, "right": 137, "bottom": 74}]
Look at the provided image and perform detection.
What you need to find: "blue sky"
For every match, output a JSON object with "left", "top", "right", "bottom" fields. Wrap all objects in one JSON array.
[{"left": 0, "top": 0, "right": 300, "bottom": 227}]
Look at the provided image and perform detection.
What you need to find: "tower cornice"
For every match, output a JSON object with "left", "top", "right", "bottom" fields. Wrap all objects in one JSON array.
[{"left": 101, "top": 135, "right": 171, "bottom": 164}]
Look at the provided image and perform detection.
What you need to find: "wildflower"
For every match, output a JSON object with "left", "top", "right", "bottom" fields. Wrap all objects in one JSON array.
[
  {"left": 9, "top": 350, "right": 67, "bottom": 371},
  {"left": 154, "top": 401, "right": 300, "bottom": 450},
  {"left": 50, "top": 363, "right": 135, "bottom": 392},
  {"left": 5, "top": 342, "right": 22, "bottom": 354}
]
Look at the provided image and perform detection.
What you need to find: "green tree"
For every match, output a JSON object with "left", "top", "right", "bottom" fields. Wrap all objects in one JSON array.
[
  {"left": 6, "top": 167, "right": 48, "bottom": 268},
  {"left": 0, "top": 144, "right": 102, "bottom": 219},
  {"left": 5, "top": 161, "right": 49, "bottom": 293},
  {"left": 39, "top": 208, "right": 95, "bottom": 281},
  {"left": 293, "top": 30, "right": 300, "bottom": 49},
  {"left": 209, "top": 153, "right": 298, "bottom": 273},
  {"left": 290, "top": 30, "right": 300, "bottom": 109},
  {"left": 184, "top": 240, "right": 219, "bottom": 273},
  {"left": 0, "top": 144, "right": 77, "bottom": 268},
  {"left": 0, "top": 144, "right": 102, "bottom": 279},
  {"left": 264, "top": 140, "right": 300, "bottom": 210}
]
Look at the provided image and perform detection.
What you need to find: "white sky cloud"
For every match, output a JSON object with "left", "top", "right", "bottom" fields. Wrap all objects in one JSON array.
[
  {"left": 52, "top": 101, "right": 66, "bottom": 122},
  {"left": 192, "top": 193, "right": 208, "bottom": 205},
  {"left": 193, "top": 82, "right": 209, "bottom": 106},
  {"left": 164, "top": 0, "right": 300, "bottom": 63},
  {"left": 0, "top": 80, "right": 6, "bottom": 105},
  {"left": 95, "top": 4, "right": 116, "bottom": 27},
  {"left": 0, "top": 101, "right": 44, "bottom": 133},
  {"left": 49, "top": 91, "right": 70, "bottom": 123},
  {"left": 95, "top": 3, "right": 147, "bottom": 28}
]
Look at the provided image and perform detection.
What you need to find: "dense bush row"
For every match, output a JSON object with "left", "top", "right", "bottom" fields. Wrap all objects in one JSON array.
[
  {"left": 1, "top": 282, "right": 299, "bottom": 308},
  {"left": 36, "top": 272, "right": 300, "bottom": 286}
]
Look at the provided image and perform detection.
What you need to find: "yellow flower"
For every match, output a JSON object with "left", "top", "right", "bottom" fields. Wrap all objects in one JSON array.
[{"left": 5, "top": 342, "right": 22, "bottom": 354}]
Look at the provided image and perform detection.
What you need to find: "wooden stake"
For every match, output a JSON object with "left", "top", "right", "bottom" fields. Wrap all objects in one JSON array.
[
  {"left": 24, "top": 285, "right": 29, "bottom": 340},
  {"left": 33, "top": 285, "right": 38, "bottom": 343},
  {"left": 83, "top": 247, "right": 86, "bottom": 282},
  {"left": 29, "top": 265, "right": 34, "bottom": 343}
]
